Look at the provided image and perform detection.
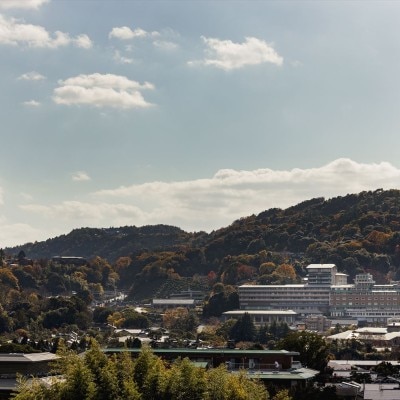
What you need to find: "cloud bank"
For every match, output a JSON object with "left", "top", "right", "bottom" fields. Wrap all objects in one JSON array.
[
  {"left": 189, "top": 36, "right": 283, "bottom": 70},
  {"left": 53, "top": 73, "right": 154, "bottom": 109},
  {"left": 18, "top": 159, "right": 400, "bottom": 235}
]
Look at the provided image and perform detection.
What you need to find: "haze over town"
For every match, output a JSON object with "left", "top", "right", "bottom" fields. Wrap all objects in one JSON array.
[{"left": 1, "top": 0, "right": 400, "bottom": 246}]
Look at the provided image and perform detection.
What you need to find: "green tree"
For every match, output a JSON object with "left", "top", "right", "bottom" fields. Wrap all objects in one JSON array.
[
  {"left": 115, "top": 352, "right": 141, "bottom": 400},
  {"left": 60, "top": 354, "right": 96, "bottom": 400},
  {"left": 205, "top": 365, "right": 269, "bottom": 400},
  {"left": 272, "top": 389, "right": 292, "bottom": 400},
  {"left": 277, "top": 331, "right": 329, "bottom": 371},
  {"left": 230, "top": 313, "right": 256, "bottom": 342},
  {"left": 167, "top": 358, "right": 206, "bottom": 400},
  {"left": 133, "top": 345, "right": 159, "bottom": 389}
]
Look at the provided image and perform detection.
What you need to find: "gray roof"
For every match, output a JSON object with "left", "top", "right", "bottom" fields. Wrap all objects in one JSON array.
[
  {"left": 245, "top": 367, "right": 319, "bottom": 381},
  {"left": 223, "top": 310, "right": 297, "bottom": 316},
  {"left": 363, "top": 383, "right": 400, "bottom": 399},
  {"left": 152, "top": 299, "right": 195, "bottom": 305},
  {"left": 329, "top": 360, "right": 400, "bottom": 368},
  {"left": 0, "top": 352, "right": 58, "bottom": 363},
  {"left": 104, "top": 348, "right": 300, "bottom": 356}
]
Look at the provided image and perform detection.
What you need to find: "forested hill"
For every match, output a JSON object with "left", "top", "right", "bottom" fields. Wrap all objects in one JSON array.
[
  {"left": 7, "top": 225, "right": 205, "bottom": 262},
  {"left": 7, "top": 189, "right": 400, "bottom": 284}
]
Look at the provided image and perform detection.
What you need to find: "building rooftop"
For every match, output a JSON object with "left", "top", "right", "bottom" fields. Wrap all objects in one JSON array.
[
  {"left": 363, "top": 383, "right": 400, "bottom": 400},
  {"left": 306, "top": 264, "right": 336, "bottom": 269},
  {"left": 152, "top": 299, "right": 195, "bottom": 305},
  {"left": 239, "top": 284, "right": 306, "bottom": 288},
  {"left": 104, "top": 348, "right": 300, "bottom": 356},
  {"left": 329, "top": 360, "right": 400, "bottom": 368},
  {"left": 223, "top": 310, "right": 297, "bottom": 316},
  {"left": 0, "top": 352, "right": 58, "bottom": 363},
  {"left": 242, "top": 367, "right": 319, "bottom": 381}
]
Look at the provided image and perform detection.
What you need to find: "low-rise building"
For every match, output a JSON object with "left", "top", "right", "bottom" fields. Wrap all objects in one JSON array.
[
  {"left": 0, "top": 352, "right": 58, "bottom": 399},
  {"left": 104, "top": 347, "right": 319, "bottom": 387},
  {"left": 152, "top": 298, "right": 196, "bottom": 311},
  {"left": 304, "top": 315, "right": 331, "bottom": 332},
  {"left": 326, "top": 327, "right": 400, "bottom": 348},
  {"left": 222, "top": 310, "right": 297, "bottom": 326}
]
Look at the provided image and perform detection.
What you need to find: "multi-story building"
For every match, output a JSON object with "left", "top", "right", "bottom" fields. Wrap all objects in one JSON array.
[
  {"left": 239, "top": 265, "right": 400, "bottom": 322},
  {"left": 330, "top": 273, "right": 400, "bottom": 322},
  {"left": 239, "top": 264, "right": 343, "bottom": 314}
]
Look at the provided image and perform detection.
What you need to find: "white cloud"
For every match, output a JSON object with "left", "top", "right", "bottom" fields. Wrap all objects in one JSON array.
[
  {"left": 22, "top": 100, "right": 40, "bottom": 106},
  {"left": 20, "top": 202, "right": 146, "bottom": 227},
  {"left": 113, "top": 50, "right": 133, "bottom": 64},
  {"left": 53, "top": 73, "right": 154, "bottom": 109},
  {"left": 72, "top": 171, "right": 91, "bottom": 182},
  {"left": 189, "top": 36, "right": 283, "bottom": 70},
  {"left": 109, "top": 26, "right": 159, "bottom": 40},
  {"left": 19, "top": 159, "right": 400, "bottom": 234},
  {"left": 74, "top": 34, "right": 92, "bottom": 49},
  {"left": 18, "top": 71, "right": 46, "bottom": 81},
  {"left": 0, "top": 0, "right": 49, "bottom": 10},
  {"left": 0, "top": 14, "right": 92, "bottom": 49}
]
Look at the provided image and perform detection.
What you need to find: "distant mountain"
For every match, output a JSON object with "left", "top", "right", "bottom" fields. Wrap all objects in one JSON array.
[
  {"left": 6, "top": 225, "right": 205, "bottom": 263},
  {"left": 7, "top": 189, "right": 400, "bottom": 285}
]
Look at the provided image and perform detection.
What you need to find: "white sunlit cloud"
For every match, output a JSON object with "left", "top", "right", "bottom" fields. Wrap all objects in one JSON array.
[
  {"left": 18, "top": 71, "right": 45, "bottom": 81},
  {"left": 74, "top": 34, "right": 92, "bottom": 49},
  {"left": 189, "top": 36, "right": 283, "bottom": 70},
  {"left": 109, "top": 26, "right": 159, "bottom": 40},
  {"left": 19, "top": 159, "right": 400, "bottom": 233},
  {"left": 0, "top": 0, "right": 49, "bottom": 10},
  {"left": 72, "top": 171, "right": 91, "bottom": 182},
  {"left": 0, "top": 14, "right": 92, "bottom": 48},
  {"left": 53, "top": 73, "right": 154, "bottom": 109},
  {"left": 22, "top": 100, "right": 40, "bottom": 107}
]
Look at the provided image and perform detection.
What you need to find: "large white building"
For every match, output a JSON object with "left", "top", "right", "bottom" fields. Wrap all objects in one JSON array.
[
  {"left": 239, "top": 265, "right": 400, "bottom": 322},
  {"left": 239, "top": 264, "right": 344, "bottom": 314}
]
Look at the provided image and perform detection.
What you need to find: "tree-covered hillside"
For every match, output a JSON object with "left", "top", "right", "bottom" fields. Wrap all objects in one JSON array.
[
  {"left": 7, "top": 225, "right": 205, "bottom": 263},
  {"left": 6, "top": 189, "right": 400, "bottom": 298}
]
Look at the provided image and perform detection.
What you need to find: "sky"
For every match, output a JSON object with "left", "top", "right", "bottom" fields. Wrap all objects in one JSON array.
[{"left": 2, "top": 0, "right": 400, "bottom": 247}]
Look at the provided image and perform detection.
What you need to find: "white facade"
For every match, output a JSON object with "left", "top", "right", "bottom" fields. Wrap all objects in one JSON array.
[
  {"left": 239, "top": 284, "right": 331, "bottom": 314},
  {"left": 239, "top": 264, "right": 339, "bottom": 314}
]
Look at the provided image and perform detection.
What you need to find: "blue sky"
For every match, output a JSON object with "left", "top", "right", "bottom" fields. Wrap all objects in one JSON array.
[{"left": 1, "top": 0, "right": 400, "bottom": 247}]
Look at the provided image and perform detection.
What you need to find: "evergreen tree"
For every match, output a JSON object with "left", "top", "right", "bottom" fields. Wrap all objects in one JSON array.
[{"left": 230, "top": 313, "right": 256, "bottom": 342}]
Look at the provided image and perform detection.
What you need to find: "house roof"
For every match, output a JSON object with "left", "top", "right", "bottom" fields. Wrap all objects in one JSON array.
[
  {"left": 245, "top": 367, "right": 319, "bottom": 381},
  {"left": 329, "top": 360, "right": 400, "bottom": 368},
  {"left": 104, "top": 348, "right": 300, "bottom": 357},
  {"left": 0, "top": 353, "right": 58, "bottom": 363},
  {"left": 363, "top": 383, "right": 400, "bottom": 399},
  {"left": 152, "top": 299, "right": 195, "bottom": 305},
  {"left": 307, "top": 264, "right": 336, "bottom": 269},
  {"left": 223, "top": 310, "right": 297, "bottom": 316}
]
